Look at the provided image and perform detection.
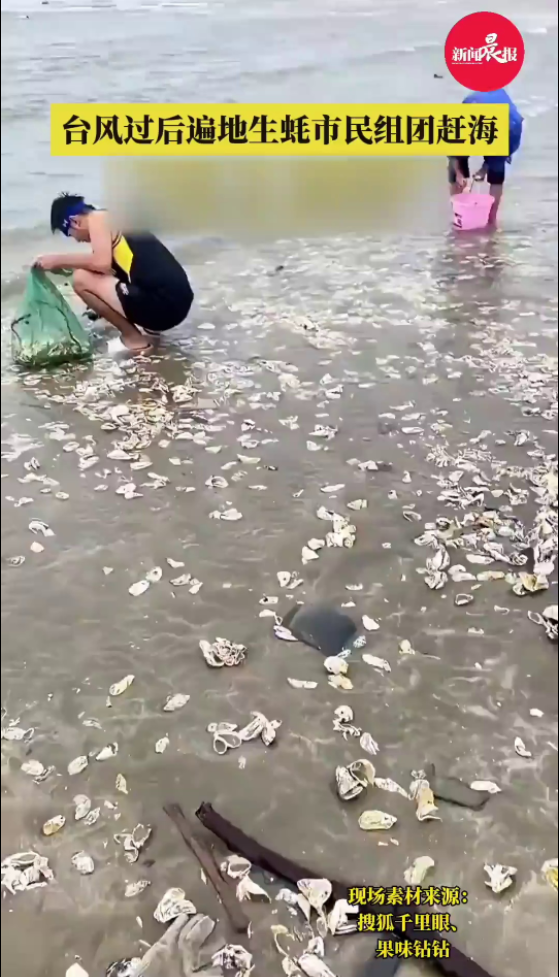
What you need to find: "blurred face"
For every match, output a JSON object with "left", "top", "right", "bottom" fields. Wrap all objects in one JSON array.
[{"left": 68, "top": 214, "right": 90, "bottom": 242}]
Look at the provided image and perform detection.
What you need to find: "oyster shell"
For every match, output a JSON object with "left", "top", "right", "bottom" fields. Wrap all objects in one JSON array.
[
  {"left": 42, "top": 815, "right": 66, "bottom": 837},
  {"left": 72, "top": 852, "right": 95, "bottom": 875},
  {"left": 484, "top": 864, "right": 517, "bottom": 894},
  {"left": 109, "top": 675, "right": 135, "bottom": 697},
  {"left": 163, "top": 693, "right": 190, "bottom": 712},
  {"left": 124, "top": 880, "right": 151, "bottom": 898},
  {"left": 358, "top": 810, "right": 398, "bottom": 831},
  {"left": 73, "top": 795, "right": 92, "bottom": 820},
  {"left": 404, "top": 856, "right": 435, "bottom": 886},
  {"left": 335, "top": 765, "right": 364, "bottom": 801},
  {"left": 68, "top": 755, "right": 89, "bottom": 776},
  {"left": 153, "top": 887, "right": 196, "bottom": 923}
]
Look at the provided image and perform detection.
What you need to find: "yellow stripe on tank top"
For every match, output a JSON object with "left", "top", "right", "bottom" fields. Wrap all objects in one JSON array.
[{"left": 112, "top": 234, "right": 134, "bottom": 279}]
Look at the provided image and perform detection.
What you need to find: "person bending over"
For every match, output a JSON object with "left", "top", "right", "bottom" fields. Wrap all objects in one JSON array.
[
  {"left": 35, "top": 193, "right": 194, "bottom": 353},
  {"left": 448, "top": 88, "right": 524, "bottom": 225}
]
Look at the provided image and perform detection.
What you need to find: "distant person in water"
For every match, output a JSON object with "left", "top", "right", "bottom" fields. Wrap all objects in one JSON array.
[
  {"left": 34, "top": 194, "right": 194, "bottom": 354},
  {"left": 448, "top": 88, "right": 524, "bottom": 225}
]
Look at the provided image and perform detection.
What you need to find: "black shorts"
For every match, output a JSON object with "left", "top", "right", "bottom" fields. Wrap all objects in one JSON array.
[
  {"left": 448, "top": 156, "right": 507, "bottom": 187},
  {"left": 116, "top": 279, "right": 194, "bottom": 333}
]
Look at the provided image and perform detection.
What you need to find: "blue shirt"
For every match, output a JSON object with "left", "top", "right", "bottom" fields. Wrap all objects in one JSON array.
[{"left": 462, "top": 88, "right": 523, "bottom": 155}]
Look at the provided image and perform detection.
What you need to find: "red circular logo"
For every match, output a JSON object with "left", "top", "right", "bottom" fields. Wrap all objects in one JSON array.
[{"left": 445, "top": 11, "right": 525, "bottom": 91}]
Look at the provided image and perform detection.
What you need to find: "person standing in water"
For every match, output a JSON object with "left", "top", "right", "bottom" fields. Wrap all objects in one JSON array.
[
  {"left": 448, "top": 88, "right": 524, "bottom": 224},
  {"left": 35, "top": 194, "right": 194, "bottom": 353}
]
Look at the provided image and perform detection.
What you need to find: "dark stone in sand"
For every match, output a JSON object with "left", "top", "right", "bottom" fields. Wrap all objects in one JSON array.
[
  {"left": 377, "top": 419, "right": 397, "bottom": 435},
  {"left": 425, "top": 762, "right": 491, "bottom": 810},
  {"left": 282, "top": 603, "right": 357, "bottom": 656}
]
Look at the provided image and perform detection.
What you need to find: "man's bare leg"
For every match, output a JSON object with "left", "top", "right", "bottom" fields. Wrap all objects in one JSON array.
[
  {"left": 72, "top": 270, "right": 151, "bottom": 353},
  {"left": 488, "top": 185, "right": 504, "bottom": 225}
]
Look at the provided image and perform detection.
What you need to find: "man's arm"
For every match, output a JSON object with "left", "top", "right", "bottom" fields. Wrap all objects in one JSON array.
[{"left": 35, "top": 211, "right": 113, "bottom": 274}]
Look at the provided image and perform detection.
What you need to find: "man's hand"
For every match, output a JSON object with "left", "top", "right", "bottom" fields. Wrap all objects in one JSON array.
[
  {"left": 473, "top": 164, "right": 488, "bottom": 183},
  {"left": 34, "top": 255, "right": 61, "bottom": 272},
  {"left": 455, "top": 169, "right": 468, "bottom": 191}
]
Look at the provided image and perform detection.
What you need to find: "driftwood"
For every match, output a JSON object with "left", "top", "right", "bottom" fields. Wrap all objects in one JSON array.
[
  {"left": 196, "top": 801, "right": 496, "bottom": 977},
  {"left": 163, "top": 802, "right": 250, "bottom": 934}
]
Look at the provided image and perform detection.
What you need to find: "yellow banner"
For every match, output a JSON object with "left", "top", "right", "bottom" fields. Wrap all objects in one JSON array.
[{"left": 51, "top": 104, "right": 510, "bottom": 156}]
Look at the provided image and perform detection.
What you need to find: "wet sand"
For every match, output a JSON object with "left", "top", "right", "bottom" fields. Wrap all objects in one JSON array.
[{"left": 2, "top": 231, "right": 558, "bottom": 977}]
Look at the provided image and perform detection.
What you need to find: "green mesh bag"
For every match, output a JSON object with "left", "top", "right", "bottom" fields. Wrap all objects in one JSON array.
[{"left": 11, "top": 268, "right": 93, "bottom": 369}]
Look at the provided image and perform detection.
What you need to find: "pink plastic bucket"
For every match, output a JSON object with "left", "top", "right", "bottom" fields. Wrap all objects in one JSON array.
[{"left": 451, "top": 191, "right": 493, "bottom": 231}]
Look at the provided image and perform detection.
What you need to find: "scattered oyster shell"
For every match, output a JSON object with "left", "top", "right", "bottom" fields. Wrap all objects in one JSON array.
[
  {"left": 68, "top": 755, "right": 89, "bottom": 776},
  {"left": 153, "top": 888, "right": 196, "bottom": 924},
  {"left": 163, "top": 693, "right": 190, "bottom": 712},
  {"left": 105, "top": 961, "right": 141, "bottom": 977},
  {"left": 404, "top": 856, "right": 435, "bottom": 886},
  {"left": 362, "top": 615, "right": 380, "bottom": 632},
  {"left": 358, "top": 811, "right": 397, "bottom": 831},
  {"left": 72, "top": 852, "right": 95, "bottom": 875},
  {"left": 1, "top": 850, "right": 54, "bottom": 893},
  {"left": 200, "top": 637, "right": 247, "bottom": 668},
  {"left": 514, "top": 737, "right": 533, "bottom": 759},
  {"left": 42, "top": 815, "right": 66, "bottom": 837},
  {"left": 470, "top": 780, "right": 502, "bottom": 794},
  {"left": 374, "top": 777, "right": 410, "bottom": 799},
  {"left": 146, "top": 567, "right": 163, "bottom": 584},
  {"left": 336, "top": 766, "right": 365, "bottom": 802},
  {"left": 129, "top": 580, "right": 150, "bottom": 597},
  {"left": 323, "top": 656, "right": 349, "bottom": 676},
  {"left": 29, "top": 520, "right": 54, "bottom": 537},
  {"left": 398, "top": 639, "right": 415, "bottom": 656},
  {"left": 237, "top": 874, "right": 272, "bottom": 902},
  {"left": 411, "top": 780, "right": 441, "bottom": 822},
  {"left": 455, "top": 593, "right": 474, "bottom": 607},
  {"left": 74, "top": 795, "right": 92, "bottom": 820},
  {"left": 109, "top": 675, "right": 135, "bottom": 697},
  {"left": 212, "top": 946, "right": 254, "bottom": 972},
  {"left": 96, "top": 743, "right": 119, "bottom": 761},
  {"left": 115, "top": 774, "right": 129, "bottom": 795},
  {"left": 328, "top": 674, "right": 353, "bottom": 691},
  {"left": 83, "top": 807, "right": 101, "bottom": 827},
  {"left": 360, "top": 732, "right": 380, "bottom": 756},
  {"left": 125, "top": 880, "right": 151, "bottom": 898},
  {"left": 297, "top": 879, "right": 333, "bottom": 917},
  {"left": 287, "top": 678, "right": 318, "bottom": 690},
  {"left": 221, "top": 855, "right": 252, "bottom": 879},
  {"left": 21, "top": 760, "right": 47, "bottom": 779},
  {"left": 362, "top": 654, "right": 391, "bottom": 673},
  {"left": 155, "top": 736, "right": 170, "bottom": 753},
  {"left": 484, "top": 864, "right": 517, "bottom": 894},
  {"left": 541, "top": 858, "right": 558, "bottom": 891}
]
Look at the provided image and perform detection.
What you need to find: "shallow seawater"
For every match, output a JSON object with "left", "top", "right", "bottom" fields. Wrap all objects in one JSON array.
[{"left": 1, "top": 1, "right": 559, "bottom": 976}]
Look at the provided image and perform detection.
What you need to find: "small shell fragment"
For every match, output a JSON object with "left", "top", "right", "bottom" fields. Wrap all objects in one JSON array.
[
  {"left": 72, "top": 852, "right": 95, "bottom": 875},
  {"left": 374, "top": 778, "right": 410, "bottom": 799},
  {"left": 236, "top": 874, "right": 272, "bottom": 902},
  {"left": 73, "top": 795, "right": 92, "bottom": 820},
  {"left": 404, "top": 856, "right": 435, "bottom": 886},
  {"left": 68, "top": 755, "right": 89, "bottom": 776},
  {"left": 109, "top": 675, "right": 135, "bottom": 697},
  {"left": 42, "top": 815, "right": 66, "bottom": 837},
  {"left": 484, "top": 863, "right": 517, "bottom": 894},
  {"left": 163, "top": 693, "right": 190, "bottom": 712},
  {"left": 358, "top": 811, "right": 398, "bottom": 831},
  {"left": 398, "top": 639, "right": 415, "bottom": 656},
  {"left": 146, "top": 567, "right": 163, "bottom": 584},
  {"left": 116, "top": 774, "right": 129, "bottom": 795},
  {"left": 297, "top": 878, "right": 333, "bottom": 915},
  {"left": 298, "top": 954, "right": 337, "bottom": 977},
  {"left": 155, "top": 736, "right": 170, "bottom": 754},
  {"left": 514, "top": 737, "right": 533, "bottom": 759},
  {"left": 287, "top": 678, "right": 318, "bottom": 690},
  {"left": 455, "top": 594, "right": 474, "bottom": 607},
  {"left": 470, "top": 781, "right": 502, "bottom": 794},
  {"left": 362, "top": 654, "right": 391, "bottom": 673},
  {"left": 362, "top": 616, "right": 380, "bottom": 632},
  {"left": 360, "top": 732, "right": 380, "bottom": 756},
  {"left": 96, "top": 743, "right": 119, "bottom": 761},
  {"left": 125, "top": 880, "right": 151, "bottom": 898},
  {"left": 129, "top": 580, "right": 150, "bottom": 597},
  {"left": 328, "top": 674, "right": 353, "bottom": 691}
]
